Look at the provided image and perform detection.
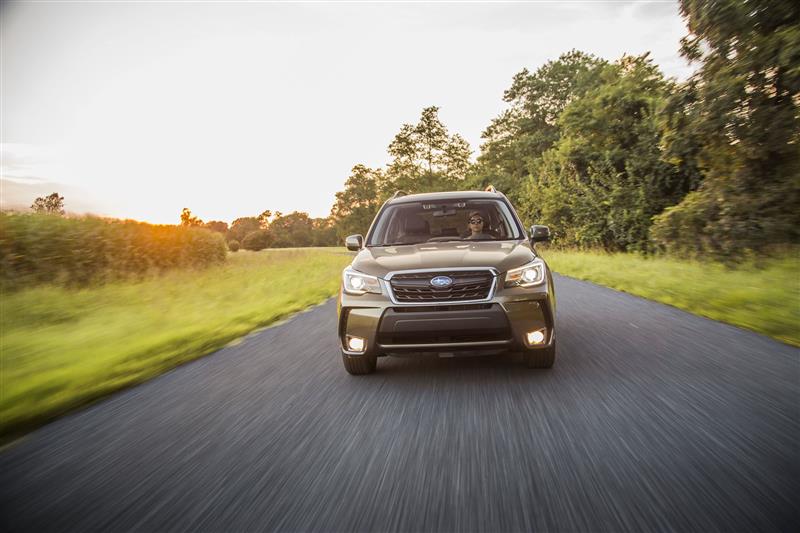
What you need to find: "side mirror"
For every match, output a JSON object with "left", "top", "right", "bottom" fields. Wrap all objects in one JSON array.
[
  {"left": 345, "top": 234, "right": 364, "bottom": 251},
  {"left": 530, "top": 225, "right": 550, "bottom": 243}
]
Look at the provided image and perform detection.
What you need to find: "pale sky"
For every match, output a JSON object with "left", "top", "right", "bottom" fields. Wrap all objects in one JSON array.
[{"left": 1, "top": 1, "right": 690, "bottom": 224}]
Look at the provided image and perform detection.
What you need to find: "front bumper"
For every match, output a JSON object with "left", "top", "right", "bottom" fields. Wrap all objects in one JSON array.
[{"left": 338, "top": 274, "right": 555, "bottom": 356}]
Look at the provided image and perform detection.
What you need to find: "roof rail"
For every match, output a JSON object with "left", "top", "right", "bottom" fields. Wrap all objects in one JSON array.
[
  {"left": 484, "top": 185, "right": 497, "bottom": 193},
  {"left": 391, "top": 190, "right": 409, "bottom": 199}
]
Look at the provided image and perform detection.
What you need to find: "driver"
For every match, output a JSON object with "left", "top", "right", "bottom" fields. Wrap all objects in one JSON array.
[{"left": 464, "top": 210, "right": 494, "bottom": 240}]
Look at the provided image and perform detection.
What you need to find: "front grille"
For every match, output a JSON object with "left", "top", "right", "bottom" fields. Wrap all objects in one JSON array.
[{"left": 389, "top": 270, "right": 494, "bottom": 303}]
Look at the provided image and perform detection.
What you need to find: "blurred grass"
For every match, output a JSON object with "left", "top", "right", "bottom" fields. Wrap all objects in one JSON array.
[
  {"left": 542, "top": 249, "right": 800, "bottom": 347},
  {"left": 0, "top": 248, "right": 352, "bottom": 440}
]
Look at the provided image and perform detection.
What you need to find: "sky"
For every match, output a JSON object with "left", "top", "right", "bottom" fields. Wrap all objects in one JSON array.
[{"left": 1, "top": 1, "right": 691, "bottom": 224}]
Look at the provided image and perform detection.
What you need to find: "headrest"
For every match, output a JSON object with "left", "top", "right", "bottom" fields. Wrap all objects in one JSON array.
[{"left": 403, "top": 217, "right": 429, "bottom": 234}]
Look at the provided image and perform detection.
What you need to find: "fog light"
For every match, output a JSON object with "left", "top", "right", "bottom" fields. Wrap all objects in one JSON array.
[
  {"left": 526, "top": 329, "right": 546, "bottom": 345},
  {"left": 347, "top": 336, "right": 366, "bottom": 352}
]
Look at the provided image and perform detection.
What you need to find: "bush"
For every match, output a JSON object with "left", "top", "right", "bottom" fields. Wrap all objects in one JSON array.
[
  {"left": 650, "top": 175, "right": 800, "bottom": 262},
  {"left": 0, "top": 213, "right": 227, "bottom": 289},
  {"left": 242, "top": 229, "right": 273, "bottom": 251},
  {"left": 650, "top": 188, "right": 716, "bottom": 258},
  {"left": 228, "top": 239, "right": 240, "bottom": 252}
]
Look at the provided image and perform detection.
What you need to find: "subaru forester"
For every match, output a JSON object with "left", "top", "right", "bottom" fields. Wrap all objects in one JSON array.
[{"left": 337, "top": 187, "right": 556, "bottom": 374}]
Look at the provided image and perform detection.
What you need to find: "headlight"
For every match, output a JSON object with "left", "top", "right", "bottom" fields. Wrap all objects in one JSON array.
[
  {"left": 505, "top": 259, "right": 546, "bottom": 287},
  {"left": 342, "top": 268, "right": 382, "bottom": 295}
]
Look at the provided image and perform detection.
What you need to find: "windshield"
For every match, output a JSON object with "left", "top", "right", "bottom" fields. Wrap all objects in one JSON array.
[{"left": 367, "top": 199, "right": 523, "bottom": 246}]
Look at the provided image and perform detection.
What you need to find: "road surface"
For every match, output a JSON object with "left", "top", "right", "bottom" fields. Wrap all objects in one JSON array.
[{"left": 1, "top": 275, "right": 798, "bottom": 532}]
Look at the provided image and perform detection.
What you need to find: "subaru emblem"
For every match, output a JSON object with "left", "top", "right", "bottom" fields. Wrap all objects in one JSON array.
[{"left": 430, "top": 276, "right": 453, "bottom": 288}]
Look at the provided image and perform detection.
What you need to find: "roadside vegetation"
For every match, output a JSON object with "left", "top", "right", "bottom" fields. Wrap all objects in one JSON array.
[
  {"left": 543, "top": 249, "right": 799, "bottom": 347},
  {"left": 329, "top": 2, "right": 798, "bottom": 264},
  {"left": 171, "top": 3, "right": 797, "bottom": 264},
  {"left": 2, "top": 1, "right": 797, "bottom": 438},
  {"left": 0, "top": 249, "right": 352, "bottom": 441},
  {"left": 1, "top": 213, "right": 226, "bottom": 289}
]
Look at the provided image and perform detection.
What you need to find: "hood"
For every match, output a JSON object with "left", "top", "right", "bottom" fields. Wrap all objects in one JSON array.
[{"left": 351, "top": 240, "right": 536, "bottom": 279}]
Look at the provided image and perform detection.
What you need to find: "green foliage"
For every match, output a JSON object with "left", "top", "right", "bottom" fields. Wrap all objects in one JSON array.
[
  {"left": 330, "top": 164, "right": 388, "bottom": 239},
  {"left": 311, "top": 217, "right": 338, "bottom": 246},
  {"left": 242, "top": 229, "right": 273, "bottom": 251},
  {"left": 330, "top": 108, "right": 473, "bottom": 240},
  {"left": 474, "top": 51, "right": 607, "bottom": 206},
  {"left": 322, "top": 7, "right": 799, "bottom": 258},
  {"left": 651, "top": 0, "right": 800, "bottom": 259},
  {"left": 229, "top": 212, "right": 338, "bottom": 250},
  {"left": 0, "top": 213, "right": 227, "bottom": 289},
  {"left": 228, "top": 239, "right": 240, "bottom": 252},
  {"left": 269, "top": 211, "right": 315, "bottom": 247},
  {"left": 227, "top": 217, "right": 260, "bottom": 243},
  {"left": 30, "top": 192, "right": 65, "bottom": 216},
  {"left": 204, "top": 220, "right": 229, "bottom": 234},
  {"left": 0, "top": 249, "right": 353, "bottom": 439},
  {"left": 386, "top": 106, "right": 473, "bottom": 192},
  {"left": 529, "top": 55, "right": 687, "bottom": 252}
]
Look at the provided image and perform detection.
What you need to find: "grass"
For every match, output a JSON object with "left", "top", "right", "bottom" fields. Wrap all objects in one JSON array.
[
  {"left": 0, "top": 248, "right": 353, "bottom": 440},
  {"left": 541, "top": 249, "right": 800, "bottom": 347}
]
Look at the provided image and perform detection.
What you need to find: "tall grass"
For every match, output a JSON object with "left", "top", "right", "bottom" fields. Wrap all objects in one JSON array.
[
  {"left": 0, "top": 213, "right": 227, "bottom": 288},
  {"left": 542, "top": 249, "right": 800, "bottom": 347},
  {"left": 0, "top": 249, "right": 352, "bottom": 440}
]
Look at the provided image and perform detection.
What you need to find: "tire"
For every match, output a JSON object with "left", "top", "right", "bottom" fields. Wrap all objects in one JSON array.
[
  {"left": 524, "top": 341, "right": 556, "bottom": 369},
  {"left": 342, "top": 352, "right": 377, "bottom": 375}
]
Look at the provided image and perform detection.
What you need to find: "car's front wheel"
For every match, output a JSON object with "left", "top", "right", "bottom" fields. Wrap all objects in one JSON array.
[
  {"left": 524, "top": 341, "right": 556, "bottom": 369},
  {"left": 341, "top": 351, "right": 377, "bottom": 375}
]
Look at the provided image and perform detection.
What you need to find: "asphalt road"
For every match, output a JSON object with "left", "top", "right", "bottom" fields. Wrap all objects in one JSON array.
[{"left": 1, "top": 274, "right": 798, "bottom": 532}]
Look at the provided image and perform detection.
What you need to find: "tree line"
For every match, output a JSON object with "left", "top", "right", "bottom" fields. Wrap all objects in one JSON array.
[
  {"left": 32, "top": 1, "right": 798, "bottom": 262},
  {"left": 179, "top": 208, "right": 337, "bottom": 250},
  {"left": 328, "top": 0, "right": 799, "bottom": 261}
]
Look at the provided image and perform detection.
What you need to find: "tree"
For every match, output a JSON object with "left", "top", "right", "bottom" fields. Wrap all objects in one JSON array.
[
  {"left": 311, "top": 217, "right": 338, "bottom": 246},
  {"left": 269, "top": 211, "right": 314, "bottom": 248},
  {"left": 386, "top": 106, "right": 473, "bottom": 191},
  {"left": 330, "top": 164, "right": 387, "bottom": 240},
  {"left": 327, "top": 108, "right": 474, "bottom": 241},
  {"left": 242, "top": 230, "right": 273, "bottom": 251},
  {"left": 442, "top": 133, "right": 472, "bottom": 183},
  {"left": 652, "top": 0, "right": 800, "bottom": 258},
  {"left": 204, "top": 220, "right": 229, "bottom": 234},
  {"left": 531, "top": 54, "right": 687, "bottom": 252},
  {"left": 31, "top": 192, "right": 65, "bottom": 216},
  {"left": 257, "top": 210, "right": 273, "bottom": 229},
  {"left": 180, "top": 208, "right": 203, "bottom": 227},
  {"left": 227, "top": 217, "right": 260, "bottom": 243},
  {"left": 474, "top": 51, "right": 607, "bottom": 206}
]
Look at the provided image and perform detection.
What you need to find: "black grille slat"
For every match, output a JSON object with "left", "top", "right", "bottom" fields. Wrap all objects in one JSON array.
[{"left": 390, "top": 270, "right": 493, "bottom": 303}]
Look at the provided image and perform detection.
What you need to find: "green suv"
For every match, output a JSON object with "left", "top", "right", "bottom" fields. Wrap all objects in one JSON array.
[{"left": 337, "top": 188, "right": 556, "bottom": 374}]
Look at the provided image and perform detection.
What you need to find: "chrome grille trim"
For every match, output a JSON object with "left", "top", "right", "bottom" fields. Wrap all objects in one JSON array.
[{"left": 382, "top": 267, "right": 498, "bottom": 306}]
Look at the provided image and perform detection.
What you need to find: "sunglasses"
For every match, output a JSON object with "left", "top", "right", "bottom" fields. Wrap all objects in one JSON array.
[{"left": 469, "top": 217, "right": 484, "bottom": 224}]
